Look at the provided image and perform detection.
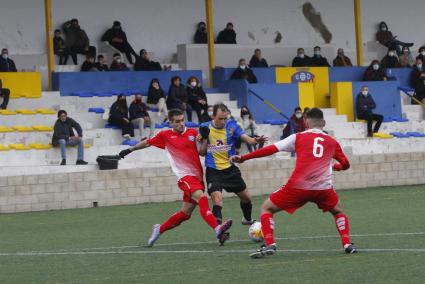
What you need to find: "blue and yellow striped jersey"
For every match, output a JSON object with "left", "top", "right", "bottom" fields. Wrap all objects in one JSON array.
[{"left": 201, "top": 120, "right": 244, "bottom": 170}]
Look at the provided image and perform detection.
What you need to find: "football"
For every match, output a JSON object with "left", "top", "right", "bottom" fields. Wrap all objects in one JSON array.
[{"left": 248, "top": 221, "right": 264, "bottom": 242}]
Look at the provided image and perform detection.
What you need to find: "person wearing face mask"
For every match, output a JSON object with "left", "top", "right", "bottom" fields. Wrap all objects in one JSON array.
[
  {"left": 292, "top": 48, "right": 310, "bottom": 67},
  {"left": 333, "top": 48, "right": 353, "bottom": 67},
  {"left": 230, "top": 59, "right": 258, "bottom": 84},
  {"left": 410, "top": 58, "right": 424, "bottom": 87},
  {"left": 413, "top": 75, "right": 425, "bottom": 105},
  {"left": 399, "top": 47, "right": 415, "bottom": 67},
  {"left": 216, "top": 22, "right": 237, "bottom": 44},
  {"left": 416, "top": 46, "right": 425, "bottom": 63},
  {"left": 237, "top": 106, "right": 263, "bottom": 153},
  {"left": 281, "top": 107, "right": 307, "bottom": 139},
  {"left": 134, "top": 49, "right": 162, "bottom": 71},
  {"left": 207, "top": 105, "right": 214, "bottom": 121},
  {"left": 147, "top": 78, "right": 168, "bottom": 120},
  {"left": 356, "top": 86, "right": 383, "bottom": 137},
  {"left": 249, "top": 49, "right": 269, "bottom": 68},
  {"left": 62, "top": 19, "right": 96, "bottom": 65},
  {"left": 110, "top": 53, "right": 129, "bottom": 71},
  {"left": 109, "top": 95, "right": 134, "bottom": 139},
  {"left": 0, "top": 48, "right": 17, "bottom": 72},
  {"left": 309, "top": 46, "right": 330, "bottom": 67},
  {"left": 376, "top": 21, "right": 413, "bottom": 55},
  {"left": 129, "top": 94, "right": 154, "bottom": 139},
  {"left": 194, "top": 21, "right": 208, "bottom": 44},
  {"left": 363, "top": 60, "right": 387, "bottom": 81},
  {"left": 186, "top": 76, "right": 209, "bottom": 122},
  {"left": 101, "top": 21, "right": 137, "bottom": 64},
  {"left": 380, "top": 48, "right": 400, "bottom": 69},
  {"left": 167, "top": 76, "right": 193, "bottom": 121}
]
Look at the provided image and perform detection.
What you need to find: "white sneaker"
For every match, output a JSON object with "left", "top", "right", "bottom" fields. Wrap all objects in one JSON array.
[
  {"left": 123, "top": 134, "right": 131, "bottom": 140},
  {"left": 147, "top": 224, "right": 161, "bottom": 247}
]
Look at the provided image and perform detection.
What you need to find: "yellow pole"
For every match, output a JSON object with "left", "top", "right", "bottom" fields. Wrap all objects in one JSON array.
[
  {"left": 354, "top": 0, "right": 363, "bottom": 66},
  {"left": 44, "top": 0, "right": 55, "bottom": 90},
  {"left": 205, "top": 0, "right": 215, "bottom": 87}
]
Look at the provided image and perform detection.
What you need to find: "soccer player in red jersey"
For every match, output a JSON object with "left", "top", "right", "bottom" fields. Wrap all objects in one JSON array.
[
  {"left": 230, "top": 108, "right": 357, "bottom": 257},
  {"left": 119, "top": 109, "right": 232, "bottom": 247}
]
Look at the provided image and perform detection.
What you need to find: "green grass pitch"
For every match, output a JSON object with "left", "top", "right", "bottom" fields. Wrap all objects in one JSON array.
[{"left": 1, "top": 185, "right": 424, "bottom": 283}]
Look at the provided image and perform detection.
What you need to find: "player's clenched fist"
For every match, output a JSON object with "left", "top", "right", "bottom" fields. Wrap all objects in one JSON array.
[{"left": 229, "top": 155, "right": 243, "bottom": 163}]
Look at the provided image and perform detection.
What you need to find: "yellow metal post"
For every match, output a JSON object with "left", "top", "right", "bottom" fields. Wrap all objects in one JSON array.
[
  {"left": 205, "top": 0, "right": 215, "bottom": 87},
  {"left": 354, "top": 0, "right": 363, "bottom": 66},
  {"left": 44, "top": 0, "right": 55, "bottom": 90}
]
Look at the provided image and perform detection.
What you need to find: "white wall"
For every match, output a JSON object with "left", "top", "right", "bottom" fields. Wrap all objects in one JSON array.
[{"left": 0, "top": 0, "right": 424, "bottom": 64}]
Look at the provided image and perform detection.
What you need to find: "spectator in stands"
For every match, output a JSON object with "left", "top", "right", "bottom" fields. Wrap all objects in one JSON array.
[
  {"left": 0, "top": 79, "right": 10, "bottom": 109},
  {"left": 231, "top": 59, "right": 258, "bottom": 83},
  {"left": 108, "top": 95, "right": 134, "bottom": 139},
  {"left": 62, "top": 19, "right": 96, "bottom": 64},
  {"left": 309, "top": 46, "right": 330, "bottom": 67},
  {"left": 129, "top": 94, "right": 154, "bottom": 138},
  {"left": 281, "top": 107, "right": 307, "bottom": 139},
  {"left": 399, "top": 47, "right": 415, "bottom": 67},
  {"left": 237, "top": 106, "right": 263, "bottom": 153},
  {"left": 0, "top": 48, "right": 17, "bottom": 72},
  {"left": 134, "top": 49, "right": 162, "bottom": 71},
  {"left": 53, "top": 29, "right": 69, "bottom": 65},
  {"left": 94, "top": 55, "right": 109, "bottom": 71},
  {"left": 356, "top": 86, "right": 383, "bottom": 137},
  {"left": 207, "top": 105, "right": 213, "bottom": 121},
  {"left": 413, "top": 75, "right": 425, "bottom": 104},
  {"left": 167, "top": 76, "right": 192, "bottom": 121},
  {"left": 52, "top": 110, "right": 88, "bottom": 165},
  {"left": 363, "top": 60, "right": 387, "bottom": 81},
  {"left": 292, "top": 48, "right": 310, "bottom": 67},
  {"left": 249, "top": 49, "right": 268, "bottom": 68},
  {"left": 380, "top": 48, "right": 400, "bottom": 68},
  {"left": 333, "top": 48, "right": 353, "bottom": 67},
  {"left": 147, "top": 78, "right": 168, "bottom": 120},
  {"left": 416, "top": 46, "right": 425, "bottom": 63},
  {"left": 216, "top": 22, "right": 236, "bottom": 44},
  {"left": 110, "top": 53, "right": 129, "bottom": 71},
  {"left": 376, "top": 21, "right": 413, "bottom": 55},
  {"left": 410, "top": 58, "right": 424, "bottom": 87},
  {"left": 81, "top": 55, "right": 96, "bottom": 71},
  {"left": 194, "top": 21, "right": 207, "bottom": 44},
  {"left": 186, "top": 76, "right": 208, "bottom": 122},
  {"left": 101, "top": 21, "right": 137, "bottom": 64}
]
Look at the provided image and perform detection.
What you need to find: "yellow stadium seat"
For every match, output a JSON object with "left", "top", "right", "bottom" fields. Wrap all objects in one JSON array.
[
  {"left": 9, "top": 143, "right": 31, "bottom": 150},
  {"left": 0, "top": 144, "right": 10, "bottom": 151},
  {"left": 12, "top": 126, "right": 34, "bottom": 132},
  {"left": 32, "top": 125, "right": 53, "bottom": 132},
  {"left": 29, "top": 143, "right": 52, "bottom": 150},
  {"left": 0, "top": 109, "right": 17, "bottom": 115},
  {"left": 16, "top": 109, "right": 37, "bottom": 115},
  {"left": 373, "top": 132, "right": 394, "bottom": 139},
  {"left": 356, "top": 119, "right": 367, "bottom": 123},
  {"left": 0, "top": 72, "right": 42, "bottom": 99},
  {"left": 35, "top": 108, "right": 56, "bottom": 115},
  {"left": 0, "top": 126, "right": 13, "bottom": 133},
  {"left": 84, "top": 144, "right": 91, "bottom": 149}
]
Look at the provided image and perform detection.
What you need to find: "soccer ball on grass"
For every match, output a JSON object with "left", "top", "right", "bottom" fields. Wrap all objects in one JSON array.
[{"left": 248, "top": 221, "right": 264, "bottom": 242}]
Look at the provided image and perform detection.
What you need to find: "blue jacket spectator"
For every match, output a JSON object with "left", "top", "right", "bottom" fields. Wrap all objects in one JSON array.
[
  {"left": 355, "top": 86, "right": 383, "bottom": 137},
  {"left": 0, "top": 49, "right": 17, "bottom": 72}
]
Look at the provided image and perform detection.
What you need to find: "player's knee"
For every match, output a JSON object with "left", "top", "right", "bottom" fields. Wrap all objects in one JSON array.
[{"left": 211, "top": 192, "right": 223, "bottom": 206}]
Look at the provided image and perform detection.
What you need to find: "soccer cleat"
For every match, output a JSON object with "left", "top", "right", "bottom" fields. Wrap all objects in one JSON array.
[
  {"left": 60, "top": 159, "right": 66, "bottom": 166},
  {"left": 147, "top": 224, "right": 161, "bottom": 247},
  {"left": 249, "top": 244, "right": 277, "bottom": 259},
  {"left": 218, "top": 232, "right": 230, "bottom": 246},
  {"left": 344, "top": 243, "right": 357, "bottom": 254},
  {"left": 215, "top": 219, "right": 233, "bottom": 244},
  {"left": 241, "top": 218, "right": 255, "bottom": 226}
]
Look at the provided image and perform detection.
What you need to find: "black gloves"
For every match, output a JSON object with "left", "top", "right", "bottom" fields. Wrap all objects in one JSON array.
[
  {"left": 119, "top": 148, "right": 133, "bottom": 159},
  {"left": 199, "top": 126, "right": 210, "bottom": 139}
]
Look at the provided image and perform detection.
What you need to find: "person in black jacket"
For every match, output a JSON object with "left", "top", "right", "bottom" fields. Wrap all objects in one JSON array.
[
  {"left": 186, "top": 76, "right": 209, "bottom": 122},
  {"left": 410, "top": 58, "right": 424, "bottom": 87},
  {"left": 194, "top": 22, "right": 207, "bottom": 44},
  {"left": 81, "top": 55, "right": 96, "bottom": 71},
  {"left": 129, "top": 94, "right": 154, "bottom": 138},
  {"left": 53, "top": 29, "right": 69, "bottom": 65},
  {"left": 62, "top": 19, "right": 96, "bottom": 64},
  {"left": 356, "top": 86, "right": 383, "bottom": 137},
  {"left": 147, "top": 78, "right": 168, "bottom": 120},
  {"left": 292, "top": 48, "right": 310, "bottom": 67},
  {"left": 363, "top": 60, "right": 387, "bottom": 81},
  {"left": 413, "top": 75, "right": 425, "bottom": 105},
  {"left": 167, "top": 76, "right": 192, "bottom": 121},
  {"left": 94, "top": 54, "right": 109, "bottom": 71},
  {"left": 230, "top": 59, "right": 257, "bottom": 84},
  {"left": 249, "top": 49, "right": 268, "bottom": 68},
  {"left": 216, "top": 22, "right": 236, "bottom": 44},
  {"left": 309, "top": 46, "right": 330, "bottom": 67},
  {"left": 416, "top": 46, "right": 425, "bottom": 63},
  {"left": 380, "top": 48, "right": 400, "bottom": 68},
  {"left": 134, "top": 49, "right": 162, "bottom": 71},
  {"left": 0, "top": 79, "right": 10, "bottom": 109},
  {"left": 101, "top": 21, "right": 137, "bottom": 64},
  {"left": 108, "top": 95, "right": 134, "bottom": 139},
  {"left": 110, "top": 53, "right": 129, "bottom": 71},
  {"left": 0, "top": 49, "right": 17, "bottom": 72},
  {"left": 52, "top": 110, "right": 88, "bottom": 165}
]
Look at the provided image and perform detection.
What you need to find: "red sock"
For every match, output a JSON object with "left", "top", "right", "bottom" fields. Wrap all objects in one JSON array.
[
  {"left": 261, "top": 212, "right": 276, "bottom": 246},
  {"left": 198, "top": 196, "right": 219, "bottom": 229},
  {"left": 334, "top": 213, "right": 351, "bottom": 247},
  {"left": 160, "top": 211, "right": 190, "bottom": 234}
]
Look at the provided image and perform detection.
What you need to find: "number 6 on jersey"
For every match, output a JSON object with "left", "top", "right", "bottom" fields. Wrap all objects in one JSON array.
[{"left": 313, "top": 137, "right": 324, "bottom": 158}]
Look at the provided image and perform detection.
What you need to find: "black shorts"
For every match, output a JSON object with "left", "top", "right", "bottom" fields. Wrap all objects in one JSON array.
[{"left": 206, "top": 165, "right": 247, "bottom": 195}]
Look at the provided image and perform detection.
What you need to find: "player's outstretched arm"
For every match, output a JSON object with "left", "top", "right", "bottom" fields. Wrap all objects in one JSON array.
[
  {"left": 234, "top": 144, "right": 279, "bottom": 163},
  {"left": 119, "top": 139, "right": 150, "bottom": 159},
  {"left": 333, "top": 143, "right": 350, "bottom": 171},
  {"left": 240, "top": 134, "right": 268, "bottom": 145}
]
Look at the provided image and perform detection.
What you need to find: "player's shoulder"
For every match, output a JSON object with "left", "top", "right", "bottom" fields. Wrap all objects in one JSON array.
[
  {"left": 185, "top": 127, "right": 198, "bottom": 136},
  {"left": 200, "top": 121, "right": 212, "bottom": 127}
]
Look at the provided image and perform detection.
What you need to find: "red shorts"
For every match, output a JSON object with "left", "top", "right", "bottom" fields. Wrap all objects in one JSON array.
[
  {"left": 177, "top": 176, "right": 205, "bottom": 204},
  {"left": 269, "top": 186, "right": 339, "bottom": 214}
]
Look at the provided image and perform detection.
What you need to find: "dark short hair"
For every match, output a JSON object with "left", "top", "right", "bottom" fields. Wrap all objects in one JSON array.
[
  {"left": 294, "top": 107, "right": 302, "bottom": 112},
  {"left": 314, "top": 46, "right": 321, "bottom": 50},
  {"left": 255, "top": 48, "right": 261, "bottom": 53},
  {"left": 97, "top": 54, "right": 104, "bottom": 60},
  {"left": 306, "top": 108, "right": 323, "bottom": 120},
  {"left": 297, "top": 48, "right": 304, "bottom": 52},
  {"left": 168, "top": 109, "right": 184, "bottom": 121},
  {"left": 171, "top": 76, "right": 181, "bottom": 84},
  {"left": 54, "top": 29, "right": 61, "bottom": 33},
  {"left": 57, "top": 110, "right": 67, "bottom": 117},
  {"left": 113, "top": 53, "right": 120, "bottom": 57},
  {"left": 226, "top": 22, "right": 233, "bottom": 27},
  {"left": 213, "top": 103, "right": 228, "bottom": 116}
]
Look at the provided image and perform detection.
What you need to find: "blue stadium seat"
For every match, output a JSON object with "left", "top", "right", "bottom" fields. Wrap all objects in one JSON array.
[
  {"left": 95, "top": 92, "right": 114, "bottom": 97},
  {"left": 105, "top": 124, "right": 120, "bottom": 130},
  {"left": 263, "top": 119, "right": 288, "bottom": 125},
  {"left": 122, "top": 140, "right": 139, "bottom": 146},
  {"left": 389, "top": 132, "right": 410, "bottom": 138},
  {"left": 185, "top": 122, "right": 199, "bottom": 128},
  {"left": 72, "top": 92, "right": 95, "bottom": 97},
  {"left": 406, "top": 132, "right": 425, "bottom": 137},
  {"left": 88, "top": 108, "right": 105, "bottom": 114}
]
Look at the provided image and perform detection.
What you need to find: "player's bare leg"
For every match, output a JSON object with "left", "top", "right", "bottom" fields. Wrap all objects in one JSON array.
[
  {"left": 329, "top": 202, "right": 357, "bottom": 254},
  {"left": 250, "top": 198, "right": 281, "bottom": 258},
  {"left": 210, "top": 191, "right": 224, "bottom": 224},
  {"left": 236, "top": 190, "right": 255, "bottom": 225}
]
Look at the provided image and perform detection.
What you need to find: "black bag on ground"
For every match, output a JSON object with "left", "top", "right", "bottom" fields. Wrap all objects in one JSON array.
[{"left": 96, "top": 155, "right": 121, "bottom": 170}]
